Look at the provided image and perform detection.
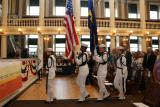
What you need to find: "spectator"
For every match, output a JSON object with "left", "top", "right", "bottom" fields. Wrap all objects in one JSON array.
[{"left": 143, "top": 47, "right": 157, "bottom": 90}]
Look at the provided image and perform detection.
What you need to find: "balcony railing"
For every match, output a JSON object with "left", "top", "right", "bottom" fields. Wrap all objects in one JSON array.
[
  {"left": 4, "top": 17, "right": 160, "bottom": 31},
  {"left": 80, "top": 18, "right": 110, "bottom": 27},
  {"left": 115, "top": 19, "right": 141, "bottom": 28},
  {"left": 146, "top": 21, "right": 160, "bottom": 29},
  {"left": 44, "top": 17, "right": 64, "bottom": 26},
  {"left": 7, "top": 18, "right": 39, "bottom": 26}
]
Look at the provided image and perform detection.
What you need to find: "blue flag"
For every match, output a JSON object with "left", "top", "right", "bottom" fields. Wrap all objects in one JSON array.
[{"left": 88, "top": 0, "right": 98, "bottom": 54}]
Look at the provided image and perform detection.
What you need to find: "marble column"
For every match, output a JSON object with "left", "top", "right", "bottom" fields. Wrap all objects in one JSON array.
[{"left": 1, "top": 35, "right": 7, "bottom": 58}]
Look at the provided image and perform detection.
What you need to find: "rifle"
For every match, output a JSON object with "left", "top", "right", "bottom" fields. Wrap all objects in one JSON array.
[
  {"left": 120, "top": 56, "right": 125, "bottom": 95},
  {"left": 46, "top": 69, "right": 49, "bottom": 94}
]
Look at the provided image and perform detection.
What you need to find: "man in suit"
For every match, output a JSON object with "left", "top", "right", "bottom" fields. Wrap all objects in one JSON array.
[
  {"left": 125, "top": 48, "right": 132, "bottom": 94},
  {"left": 143, "top": 47, "right": 157, "bottom": 90}
]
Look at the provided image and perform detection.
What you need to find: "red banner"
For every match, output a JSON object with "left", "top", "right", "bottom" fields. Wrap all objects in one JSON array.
[{"left": 0, "top": 61, "right": 22, "bottom": 101}]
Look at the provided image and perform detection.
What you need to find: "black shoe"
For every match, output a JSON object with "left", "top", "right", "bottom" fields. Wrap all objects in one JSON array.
[
  {"left": 44, "top": 100, "right": 54, "bottom": 104},
  {"left": 76, "top": 100, "right": 85, "bottom": 103},
  {"left": 116, "top": 97, "right": 125, "bottom": 101},
  {"left": 96, "top": 99, "right": 103, "bottom": 102},
  {"left": 53, "top": 98, "right": 57, "bottom": 101},
  {"left": 85, "top": 94, "right": 90, "bottom": 99},
  {"left": 104, "top": 94, "right": 111, "bottom": 100}
]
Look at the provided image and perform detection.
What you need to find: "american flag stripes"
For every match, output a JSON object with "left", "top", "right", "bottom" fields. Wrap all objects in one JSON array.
[{"left": 64, "top": 0, "right": 79, "bottom": 62}]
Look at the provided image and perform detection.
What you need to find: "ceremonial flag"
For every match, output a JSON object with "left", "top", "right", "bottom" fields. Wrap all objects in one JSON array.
[
  {"left": 88, "top": 0, "right": 98, "bottom": 54},
  {"left": 64, "top": 0, "right": 79, "bottom": 61}
]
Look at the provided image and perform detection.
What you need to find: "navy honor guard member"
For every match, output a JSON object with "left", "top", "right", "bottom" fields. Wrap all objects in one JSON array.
[
  {"left": 94, "top": 44, "right": 111, "bottom": 101},
  {"left": 114, "top": 46, "right": 128, "bottom": 100},
  {"left": 45, "top": 48, "right": 56, "bottom": 103},
  {"left": 74, "top": 43, "right": 90, "bottom": 102}
]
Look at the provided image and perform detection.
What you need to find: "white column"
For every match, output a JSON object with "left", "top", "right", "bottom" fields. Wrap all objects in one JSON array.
[
  {"left": 2, "top": 0, "right": 8, "bottom": 26},
  {"left": 110, "top": 36, "right": 116, "bottom": 50},
  {"left": 141, "top": 36, "right": 147, "bottom": 52},
  {"left": 52, "top": 0, "right": 55, "bottom": 15},
  {"left": 38, "top": 35, "right": 44, "bottom": 69},
  {"left": 74, "top": 0, "right": 81, "bottom": 51},
  {"left": 11, "top": 0, "right": 16, "bottom": 14},
  {"left": 110, "top": 0, "right": 115, "bottom": 50},
  {"left": 139, "top": 0, "right": 146, "bottom": 52},
  {"left": 101, "top": 0, "right": 105, "bottom": 18},
  {"left": 74, "top": 0, "right": 80, "bottom": 27},
  {"left": 38, "top": 0, "right": 45, "bottom": 69},
  {"left": 109, "top": 0, "right": 115, "bottom": 28},
  {"left": 18, "top": 0, "right": 23, "bottom": 18},
  {"left": 39, "top": 0, "right": 45, "bottom": 26},
  {"left": 95, "top": 0, "right": 100, "bottom": 18},
  {"left": 45, "top": 0, "right": 50, "bottom": 17},
  {"left": 1, "top": 36, "right": 7, "bottom": 58},
  {"left": 120, "top": 0, "right": 125, "bottom": 19},
  {"left": 139, "top": 0, "right": 146, "bottom": 29}
]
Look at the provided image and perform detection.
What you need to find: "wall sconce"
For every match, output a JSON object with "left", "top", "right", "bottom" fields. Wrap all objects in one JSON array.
[
  {"left": 76, "top": 28, "right": 80, "bottom": 35},
  {"left": 98, "top": 37, "right": 103, "bottom": 44},
  {"left": 123, "top": 38, "right": 128, "bottom": 41},
  {"left": 111, "top": 30, "right": 116, "bottom": 35},
  {"left": 146, "top": 38, "right": 151, "bottom": 41},
  {"left": 37, "top": 27, "right": 41, "bottom": 34},
  {"left": 97, "top": 29, "right": 99, "bottom": 33},
  {"left": 128, "top": 30, "right": 133, "bottom": 35},
  {"left": 44, "top": 36, "right": 49, "bottom": 41},
  {"left": 58, "top": 28, "right": 61, "bottom": 34},
  {"left": 146, "top": 31, "right": 150, "bottom": 35},
  {"left": 0, "top": 29, "right": 4, "bottom": 34},
  {"left": 18, "top": 28, "right": 23, "bottom": 34}
]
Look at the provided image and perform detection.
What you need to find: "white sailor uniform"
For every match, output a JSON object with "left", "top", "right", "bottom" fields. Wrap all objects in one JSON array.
[
  {"left": 75, "top": 52, "right": 90, "bottom": 102},
  {"left": 114, "top": 54, "right": 128, "bottom": 100}
]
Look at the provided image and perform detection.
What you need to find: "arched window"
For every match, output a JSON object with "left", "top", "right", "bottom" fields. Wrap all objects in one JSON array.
[
  {"left": 152, "top": 37, "right": 159, "bottom": 51},
  {"left": 104, "top": 2, "right": 118, "bottom": 17},
  {"left": 130, "top": 36, "right": 138, "bottom": 52},
  {"left": 55, "top": 0, "right": 66, "bottom": 16},
  {"left": 128, "top": 3, "right": 140, "bottom": 19},
  {"left": 149, "top": 5, "right": 160, "bottom": 19},
  {"left": 106, "top": 35, "right": 110, "bottom": 51},
  {"left": 81, "top": 0, "right": 88, "bottom": 17},
  {"left": 55, "top": 35, "right": 66, "bottom": 55},
  {"left": 28, "top": 35, "right": 38, "bottom": 55},
  {"left": 26, "top": 0, "right": 39, "bottom": 16}
]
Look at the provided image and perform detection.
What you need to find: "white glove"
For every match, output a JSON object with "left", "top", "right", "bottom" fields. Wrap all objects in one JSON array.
[{"left": 94, "top": 48, "right": 98, "bottom": 56}]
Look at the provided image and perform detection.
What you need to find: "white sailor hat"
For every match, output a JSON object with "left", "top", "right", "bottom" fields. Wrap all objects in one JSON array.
[
  {"left": 46, "top": 48, "right": 53, "bottom": 52},
  {"left": 117, "top": 46, "right": 124, "bottom": 50},
  {"left": 81, "top": 43, "right": 88, "bottom": 48},
  {"left": 99, "top": 44, "right": 106, "bottom": 48}
]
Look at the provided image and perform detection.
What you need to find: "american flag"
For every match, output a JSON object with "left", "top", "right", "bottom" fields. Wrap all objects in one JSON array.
[{"left": 64, "top": 0, "right": 79, "bottom": 62}]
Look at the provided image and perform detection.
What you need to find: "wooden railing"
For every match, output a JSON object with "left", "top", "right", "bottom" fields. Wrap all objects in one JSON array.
[
  {"left": 115, "top": 19, "right": 141, "bottom": 28},
  {"left": 7, "top": 18, "right": 39, "bottom": 26},
  {"left": 44, "top": 18, "right": 64, "bottom": 26},
  {"left": 80, "top": 18, "right": 110, "bottom": 27},
  {"left": 146, "top": 21, "right": 160, "bottom": 29},
  {"left": 5, "top": 17, "right": 160, "bottom": 30}
]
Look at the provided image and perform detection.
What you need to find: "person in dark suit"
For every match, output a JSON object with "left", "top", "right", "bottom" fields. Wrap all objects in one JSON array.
[
  {"left": 125, "top": 48, "right": 132, "bottom": 94},
  {"left": 143, "top": 47, "right": 157, "bottom": 90}
]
